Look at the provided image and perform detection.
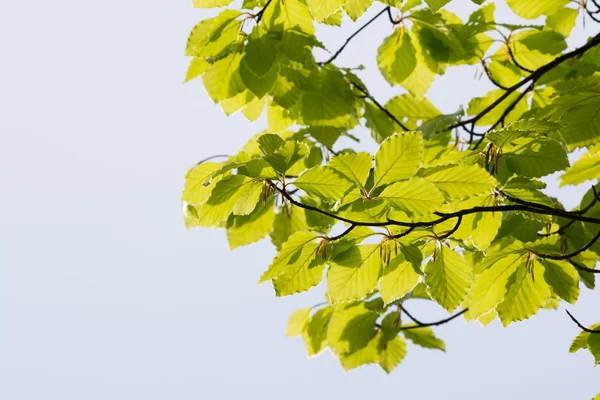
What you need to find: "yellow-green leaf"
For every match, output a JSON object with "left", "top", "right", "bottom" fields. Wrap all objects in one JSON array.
[
  {"left": 424, "top": 246, "right": 472, "bottom": 312},
  {"left": 327, "top": 245, "right": 382, "bottom": 304},
  {"left": 374, "top": 132, "right": 423, "bottom": 188}
]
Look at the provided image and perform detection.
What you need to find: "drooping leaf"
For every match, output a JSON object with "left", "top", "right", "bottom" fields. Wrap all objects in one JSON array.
[
  {"left": 287, "top": 308, "right": 312, "bottom": 337},
  {"left": 424, "top": 246, "right": 472, "bottom": 312},
  {"left": 327, "top": 245, "right": 382, "bottom": 304}
]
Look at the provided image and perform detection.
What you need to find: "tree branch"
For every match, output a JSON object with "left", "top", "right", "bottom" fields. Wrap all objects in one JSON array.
[
  {"left": 268, "top": 180, "right": 600, "bottom": 230},
  {"left": 448, "top": 32, "right": 600, "bottom": 132},
  {"left": 399, "top": 306, "right": 469, "bottom": 330},
  {"left": 568, "top": 259, "right": 600, "bottom": 274},
  {"left": 349, "top": 79, "right": 410, "bottom": 131},
  {"left": 566, "top": 310, "right": 600, "bottom": 333},
  {"left": 254, "top": 0, "right": 273, "bottom": 23},
  {"left": 532, "top": 229, "right": 600, "bottom": 261},
  {"left": 506, "top": 44, "right": 534, "bottom": 73},
  {"left": 319, "top": 7, "right": 390, "bottom": 66},
  {"left": 481, "top": 60, "right": 511, "bottom": 90}
]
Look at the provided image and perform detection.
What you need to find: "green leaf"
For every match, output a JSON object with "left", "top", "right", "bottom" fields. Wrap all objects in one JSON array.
[
  {"left": 402, "top": 326, "right": 446, "bottom": 351},
  {"left": 182, "top": 162, "right": 223, "bottom": 204},
  {"left": 379, "top": 336, "right": 407, "bottom": 373},
  {"left": 374, "top": 132, "right": 423, "bottom": 188},
  {"left": 496, "top": 260, "right": 551, "bottom": 326},
  {"left": 327, "top": 245, "right": 382, "bottom": 304},
  {"left": 561, "top": 149, "right": 600, "bottom": 186},
  {"left": 540, "top": 259, "right": 579, "bottom": 304},
  {"left": 506, "top": 0, "right": 570, "bottom": 19},
  {"left": 589, "top": 333, "right": 600, "bottom": 365},
  {"left": 468, "top": 253, "right": 523, "bottom": 319},
  {"left": 547, "top": 8, "right": 578, "bottom": 37},
  {"left": 380, "top": 258, "right": 421, "bottom": 305},
  {"left": 243, "top": 28, "right": 278, "bottom": 78},
  {"left": 385, "top": 94, "right": 441, "bottom": 131},
  {"left": 272, "top": 244, "right": 324, "bottom": 296},
  {"left": 343, "top": 0, "right": 373, "bottom": 21},
  {"left": 193, "top": 0, "right": 234, "bottom": 7},
  {"left": 467, "top": 89, "right": 528, "bottom": 127},
  {"left": 302, "top": 306, "right": 333, "bottom": 356},
  {"left": 423, "top": 0, "right": 451, "bottom": 13},
  {"left": 424, "top": 246, "right": 471, "bottom": 312},
  {"left": 227, "top": 197, "right": 275, "bottom": 249},
  {"left": 259, "top": 231, "right": 318, "bottom": 282},
  {"left": 198, "top": 175, "right": 261, "bottom": 226},
  {"left": 293, "top": 166, "right": 355, "bottom": 202},
  {"left": 202, "top": 52, "right": 246, "bottom": 103},
  {"left": 329, "top": 152, "right": 372, "bottom": 191},
  {"left": 287, "top": 308, "right": 312, "bottom": 337},
  {"left": 364, "top": 101, "right": 396, "bottom": 143},
  {"left": 264, "top": 140, "right": 310, "bottom": 174},
  {"left": 186, "top": 10, "right": 242, "bottom": 58},
  {"left": 501, "top": 137, "right": 569, "bottom": 178},
  {"left": 327, "top": 304, "right": 379, "bottom": 354},
  {"left": 419, "top": 164, "right": 496, "bottom": 200},
  {"left": 378, "top": 177, "right": 445, "bottom": 216},
  {"left": 307, "top": 0, "right": 348, "bottom": 22},
  {"left": 339, "top": 332, "right": 382, "bottom": 371}
]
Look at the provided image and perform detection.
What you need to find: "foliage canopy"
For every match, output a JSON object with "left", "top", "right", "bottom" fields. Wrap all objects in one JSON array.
[{"left": 182, "top": 0, "right": 600, "bottom": 378}]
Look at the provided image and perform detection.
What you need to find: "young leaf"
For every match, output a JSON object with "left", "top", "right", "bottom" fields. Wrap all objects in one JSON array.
[
  {"left": 380, "top": 258, "right": 421, "bottom": 305},
  {"left": 496, "top": 261, "right": 551, "bottom": 326},
  {"left": 293, "top": 166, "right": 355, "bottom": 202},
  {"left": 327, "top": 245, "right": 383, "bottom": 304},
  {"left": 287, "top": 308, "right": 312, "bottom": 337},
  {"left": 419, "top": 164, "right": 496, "bottom": 200},
  {"left": 402, "top": 326, "right": 446, "bottom": 351},
  {"left": 259, "top": 231, "right": 318, "bottom": 283},
  {"left": 379, "top": 336, "right": 407, "bottom": 373},
  {"left": 378, "top": 177, "right": 445, "bottom": 216},
  {"left": 328, "top": 152, "right": 372, "bottom": 191},
  {"left": 374, "top": 132, "right": 423, "bottom": 188},
  {"left": 327, "top": 304, "right": 379, "bottom": 354},
  {"left": 424, "top": 246, "right": 472, "bottom": 312}
]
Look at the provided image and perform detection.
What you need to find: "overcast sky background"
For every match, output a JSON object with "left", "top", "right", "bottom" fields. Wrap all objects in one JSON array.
[{"left": 0, "top": 0, "right": 599, "bottom": 399}]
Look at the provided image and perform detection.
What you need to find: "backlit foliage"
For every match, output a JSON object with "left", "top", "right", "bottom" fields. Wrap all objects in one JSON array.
[{"left": 183, "top": 0, "right": 600, "bottom": 373}]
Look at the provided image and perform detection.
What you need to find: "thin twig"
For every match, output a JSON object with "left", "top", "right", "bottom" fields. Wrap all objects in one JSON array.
[
  {"left": 196, "top": 154, "right": 230, "bottom": 165},
  {"left": 532, "top": 229, "right": 600, "bottom": 260},
  {"left": 350, "top": 80, "right": 410, "bottom": 131},
  {"left": 566, "top": 310, "right": 600, "bottom": 333},
  {"left": 319, "top": 7, "right": 390, "bottom": 65},
  {"left": 568, "top": 259, "right": 600, "bottom": 274},
  {"left": 399, "top": 307, "right": 469, "bottom": 330}
]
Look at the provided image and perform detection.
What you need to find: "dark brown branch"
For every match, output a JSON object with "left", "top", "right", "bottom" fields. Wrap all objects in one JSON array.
[
  {"left": 539, "top": 186, "right": 600, "bottom": 237},
  {"left": 439, "top": 216, "right": 462, "bottom": 240},
  {"left": 326, "top": 224, "right": 357, "bottom": 241},
  {"left": 568, "top": 259, "right": 600, "bottom": 274},
  {"left": 350, "top": 80, "right": 410, "bottom": 131},
  {"left": 269, "top": 180, "right": 600, "bottom": 230},
  {"left": 389, "top": 226, "right": 415, "bottom": 239},
  {"left": 399, "top": 307, "right": 469, "bottom": 330},
  {"left": 566, "top": 310, "right": 600, "bottom": 333},
  {"left": 319, "top": 7, "right": 390, "bottom": 66},
  {"left": 481, "top": 60, "right": 511, "bottom": 90},
  {"left": 254, "top": 0, "right": 273, "bottom": 23},
  {"left": 448, "top": 32, "right": 600, "bottom": 132},
  {"left": 506, "top": 44, "right": 534, "bottom": 73},
  {"left": 586, "top": 6, "right": 600, "bottom": 23},
  {"left": 472, "top": 83, "right": 534, "bottom": 149},
  {"left": 532, "top": 229, "right": 600, "bottom": 260}
]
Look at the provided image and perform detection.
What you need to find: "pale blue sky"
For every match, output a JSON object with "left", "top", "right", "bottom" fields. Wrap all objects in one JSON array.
[{"left": 0, "top": 1, "right": 598, "bottom": 399}]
